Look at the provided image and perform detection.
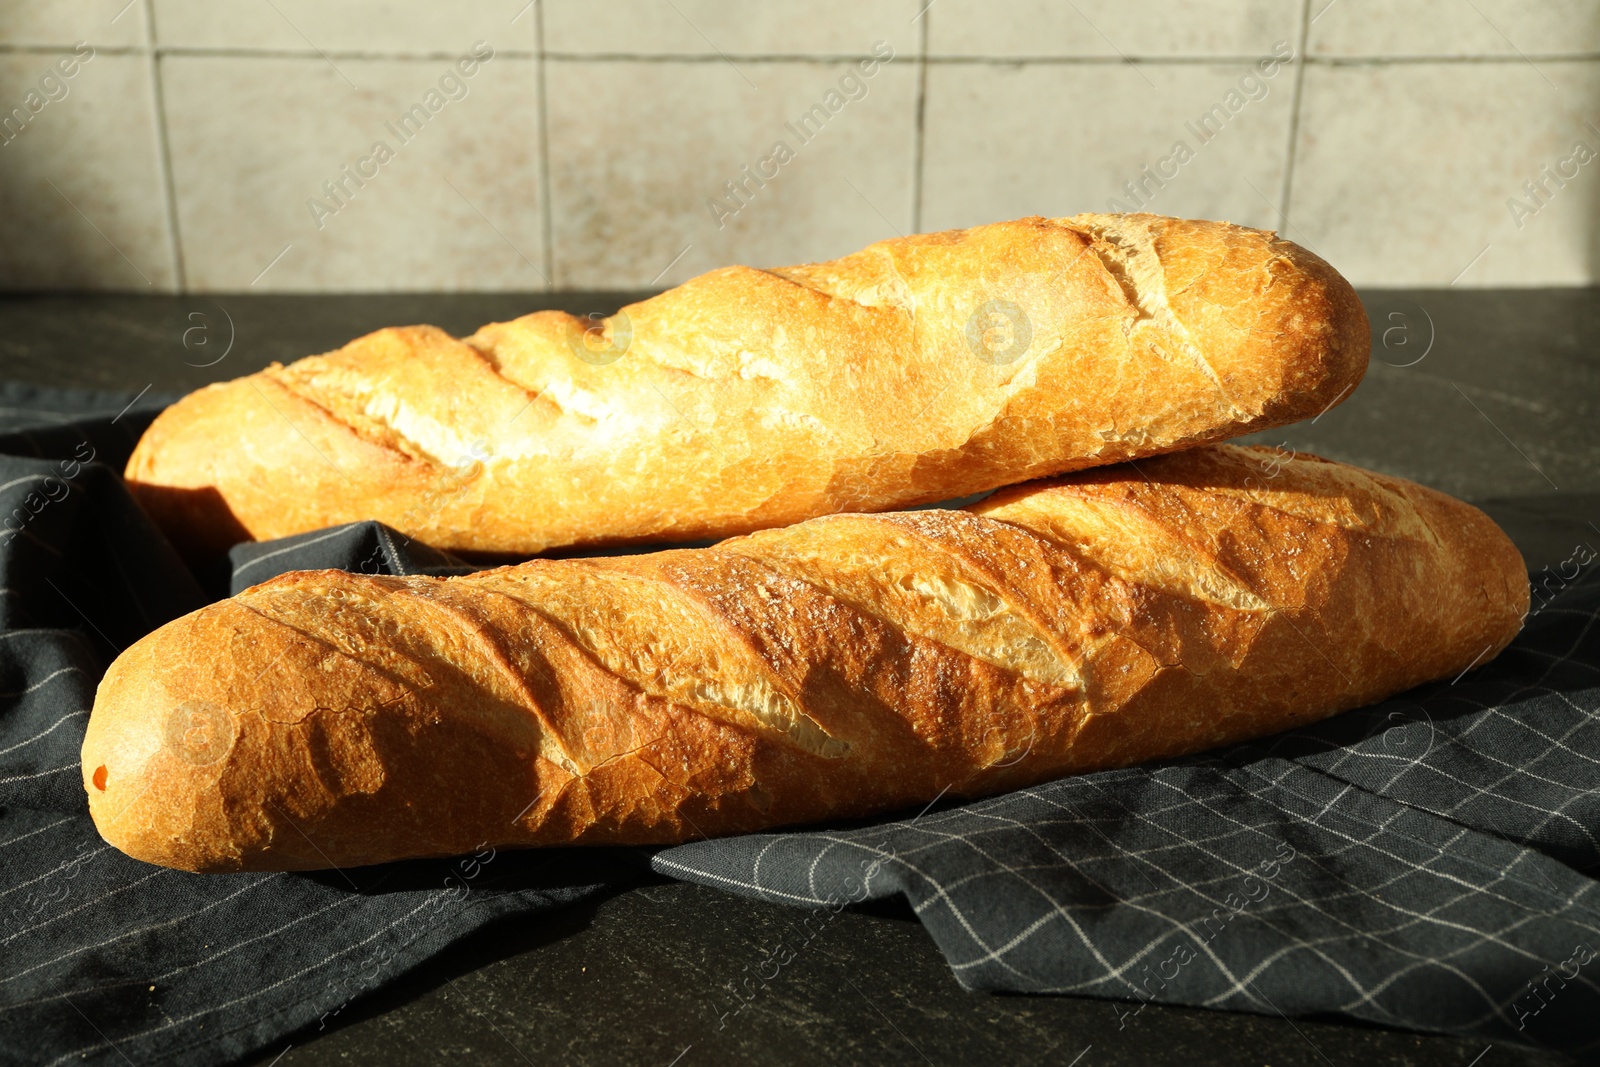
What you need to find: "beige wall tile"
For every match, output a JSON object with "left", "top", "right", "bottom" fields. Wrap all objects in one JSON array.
[
  {"left": 0, "top": 0, "right": 146, "bottom": 49},
  {"left": 921, "top": 60, "right": 1295, "bottom": 233},
  {"left": 0, "top": 51, "right": 174, "bottom": 290},
  {"left": 1288, "top": 61, "right": 1600, "bottom": 286},
  {"left": 5, "top": 3, "right": 1598, "bottom": 294},
  {"left": 542, "top": 0, "right": 919, "bottom": 57},
  {"left": 1309, "top": 0, "right": 1600, "bottom": 57},
  {"left": 926, "top": 0, "right": 1298, "bottom": 58},
  {"left": 162, "top": 54, "right": 544, "bottom": 291},
  {"left": 546, "top": 54, "right": 916, "bottom": 288},
  {"left": 150, "top": 0, "right": 536, "bottom": 54}
]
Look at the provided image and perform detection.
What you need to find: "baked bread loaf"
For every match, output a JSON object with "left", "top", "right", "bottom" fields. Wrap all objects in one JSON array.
[
  {"left": 84, "top": 445, "right": 1524, "bottom": 872},
  {"left": 126, "top": 214, "right": 1368, "bottom": 561}
]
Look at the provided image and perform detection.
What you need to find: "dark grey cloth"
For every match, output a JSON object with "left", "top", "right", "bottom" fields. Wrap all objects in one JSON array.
[{"left": 2, "top": 382, "right": 1597, "bottom": 1062}]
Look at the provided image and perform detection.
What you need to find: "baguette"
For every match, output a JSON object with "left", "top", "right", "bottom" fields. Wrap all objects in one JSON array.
[
  {"left": 125, "top": 214, "right": 1368, "bottom": 561},
  {"left": 83, "top": 445, "right": 1524, "bottom": 872}
]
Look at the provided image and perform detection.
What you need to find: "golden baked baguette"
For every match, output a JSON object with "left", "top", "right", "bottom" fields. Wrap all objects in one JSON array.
[
  {"left": 84, "top": 445, "right": 1524, "bottom": 873},
  {"left": 126, "top": 214, "right": 1368, "bottom": 560}
]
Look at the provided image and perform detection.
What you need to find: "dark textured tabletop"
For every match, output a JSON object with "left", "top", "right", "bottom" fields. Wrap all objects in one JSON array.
[{"left": 3, "top": 289, "right": 1597, "bottom": 1067}]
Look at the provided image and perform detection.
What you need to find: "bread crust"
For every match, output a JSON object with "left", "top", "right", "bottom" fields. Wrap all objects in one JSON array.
[
  {"left": 84, "top": 446, "right": 1524, "bottom": 872},
  {"left": 125, "top": 214, "right": 1369, "bottom": 560}
]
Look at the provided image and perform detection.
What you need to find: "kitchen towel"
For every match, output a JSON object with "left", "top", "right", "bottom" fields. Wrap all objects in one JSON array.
[{"left": 1, "top": 383, "right": 1596, "bottom": 1063}]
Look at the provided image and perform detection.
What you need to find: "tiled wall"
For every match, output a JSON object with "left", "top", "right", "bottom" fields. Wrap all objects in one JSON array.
[{"left": 3, "top": 0, "right": 1599, "bottom": 292}]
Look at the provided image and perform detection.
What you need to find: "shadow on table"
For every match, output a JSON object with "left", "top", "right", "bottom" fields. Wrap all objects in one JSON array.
[
  {"left": 271, "top": 849, "right": 655, "bottom": 1058},
  {"left": 1475, "top": 492, "right": 1600, "bottom": 572}
]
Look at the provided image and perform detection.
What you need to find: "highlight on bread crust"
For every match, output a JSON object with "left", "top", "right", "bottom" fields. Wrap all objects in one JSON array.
[
  {"left": 124, "top": 214, "right": 1369, "bottom": 561},
  {"left": 84, "top": 446, "right": 1524, "bottom": 873}
]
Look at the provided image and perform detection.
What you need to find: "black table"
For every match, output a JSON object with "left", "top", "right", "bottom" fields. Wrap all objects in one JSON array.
[{"left": 3, "top": 290, "right": 1595, "bottom": 1067}]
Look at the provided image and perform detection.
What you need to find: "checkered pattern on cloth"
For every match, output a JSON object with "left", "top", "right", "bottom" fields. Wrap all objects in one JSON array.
[
  {"left": 3, "top": 382, "right": 1596, "bottom": 1060},
  {"left": 655, "top": 569, "right": 1600, "bottom": 1054}
]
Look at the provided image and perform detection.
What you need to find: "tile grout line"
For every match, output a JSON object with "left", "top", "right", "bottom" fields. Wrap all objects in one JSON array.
[
  {"left": 911, "top": 4, "right": 930, "bottom": 234},
  {"left": 142, "top": 0, "right": 186, "bottom": 292},
  {"left": 5, "top": 43, "right": 1600, "bottom": 65},
  {"left": 534, "top": 0, "right": 555, "bottom": 291},
  {"left": 1277, "top": 0, "right": 1314, "bottom": 233}
]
